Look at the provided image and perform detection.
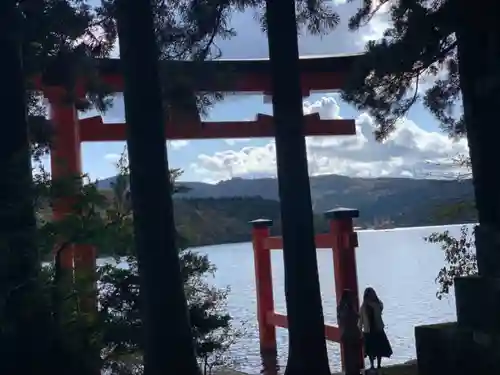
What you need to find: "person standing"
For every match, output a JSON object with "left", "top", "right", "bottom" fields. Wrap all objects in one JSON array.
[
  {"left": 359, "top": 287, "right": 393, "bottom": 372},
  {"left": 337, "top": 289, "right": 363, "bottom": 375}
]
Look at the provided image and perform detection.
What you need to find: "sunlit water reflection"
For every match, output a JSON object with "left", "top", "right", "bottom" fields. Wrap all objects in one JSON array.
[
  {"left": 85, "top": 224, "right": 467, "bottom": 373},
  {"left": 198, "top": 224, "right": 466, "bottom": 373}
]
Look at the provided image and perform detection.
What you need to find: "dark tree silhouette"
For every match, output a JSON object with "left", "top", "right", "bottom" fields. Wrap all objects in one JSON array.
[
  {"left": 115, "top": 0, "right": 202, "bottom": 373},
  {"left": 265, "top": 0, "right": 331, "bottom": 374},
  {"left": 342, "top": 0, "right": 500, "bottom": 277},
  {"left": 109, "top": 1, "right": 348, "bottom": 374},
  {"left": 0, "top": 2, "right": 44, "bottom": 374}
]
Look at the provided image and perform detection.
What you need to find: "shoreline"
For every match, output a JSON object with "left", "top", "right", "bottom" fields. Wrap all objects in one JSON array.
[
  {"left": 191, "top": 221, "right": 475, "bottom": 249},
  {"left": 39, "top": 221, "right": 475, "bottom": 262}
]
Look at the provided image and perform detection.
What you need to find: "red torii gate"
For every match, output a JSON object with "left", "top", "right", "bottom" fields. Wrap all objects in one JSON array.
[
  {"left": 36, "top": 53, "right": 361, "bottom": 323},
  {"left": 250, "top": 207, "right": 361, "bottom": 371}
]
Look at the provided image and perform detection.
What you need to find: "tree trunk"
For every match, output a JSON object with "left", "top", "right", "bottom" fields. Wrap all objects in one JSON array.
[
  {"left": 115, "top": 1, "right": 200, "bottom": 374},
  {"left": 0, "top": 2, "right": 41, "bottom": 374},
  {"left": 265, "top": 1, "right": 331, "bottom": 374},
  {"left": 456, "top": 2, "right": 500, "bottom": 277}
]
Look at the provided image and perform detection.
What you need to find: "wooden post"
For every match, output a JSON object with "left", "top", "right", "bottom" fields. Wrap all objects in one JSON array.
[
  {"left": 45, "top": 87, "right": 96, "bottom": 313},
  {"left": 324, "top": 207, "right": 362, "bottom": 371},
  {"left": 46, "top": 86, "right": 79, "bottom": 271},
  {"left": 74, "top": 244, "right": 97, "bottom": 312},
  {"left": 250, "top": 219, "right": 277, "bottom": 367}
]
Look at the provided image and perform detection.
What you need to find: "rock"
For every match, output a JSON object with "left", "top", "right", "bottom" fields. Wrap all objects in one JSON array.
[
  {"left": 414, "top": 322, "right": 465, "bottom": 375},
  {"left": 455, "top": 275, "right": 500, "bottom": 333}
]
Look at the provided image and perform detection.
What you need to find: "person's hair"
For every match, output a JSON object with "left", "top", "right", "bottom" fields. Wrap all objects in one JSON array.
[
  {"left": 363, "top": 287, "right": 381, "bottom": 304},
  {"left": 339, "top": 289, "right": 356, "bottom": 309}
]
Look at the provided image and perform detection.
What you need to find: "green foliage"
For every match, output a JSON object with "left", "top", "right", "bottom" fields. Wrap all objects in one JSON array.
[
  {"left": 424, "top": 157, "right": 477, "bottom": 299},
  {"left": 34, "top": 162, "right": 119, "bottom": 258},
  {"left": 32, "top": 149, "right": 243, "bottom": 374},
  {"left": 342, "top": 0, "right": 463, "bottom": 140},
  {"left": 174, "top": 196, "right": 284, "bottom": 246},
  {"left": 433, "top": 200, "right": 476, "bottom": 223},
  {"left": 0, "top": 257, "right": 103, "bottom": 374},
  {"left": 337, "top": 2, "right": 484, "bottom": 297},
  {"left": 98, "top": 254, "right": 243, "bottom": 374},
  {"left": 98, "top": 151, "right": 243, "bottom": 373},
  {"left": 21, "top": 0, "right": 118, "bottom": 159},
  {"left": 425, "top": 226, "right": 477, "bottom": 299}
]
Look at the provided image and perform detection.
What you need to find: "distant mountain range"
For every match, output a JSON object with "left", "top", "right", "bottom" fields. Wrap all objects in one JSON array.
[{"left": 96, "top": 174, "right": 475, "bottom": 229}]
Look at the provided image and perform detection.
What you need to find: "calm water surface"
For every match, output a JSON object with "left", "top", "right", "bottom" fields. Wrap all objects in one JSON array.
[{"left": 195, "top": 224, "right": 467, "bottom": 373}]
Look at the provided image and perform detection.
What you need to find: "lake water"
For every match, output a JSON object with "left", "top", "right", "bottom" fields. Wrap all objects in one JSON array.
[{"left": 195, "top": 224, "right": 468, "bottom": 373}]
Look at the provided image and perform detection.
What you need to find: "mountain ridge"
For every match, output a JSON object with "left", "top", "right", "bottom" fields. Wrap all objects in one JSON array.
[{"left": 96, "top": 173, "right": 475, "bottom": 228}]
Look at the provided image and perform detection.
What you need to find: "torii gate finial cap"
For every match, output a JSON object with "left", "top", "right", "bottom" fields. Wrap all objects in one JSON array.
[
  {"left": 324, "top": 207, "right": 359, "bottom": 220},
  {"left": 249, "top": 218, "right": 273, "bottom": 228}
]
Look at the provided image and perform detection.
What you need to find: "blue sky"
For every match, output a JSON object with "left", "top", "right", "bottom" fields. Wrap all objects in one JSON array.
[{"left": 43, "top": 1, "right": 467, "bottom": 183}]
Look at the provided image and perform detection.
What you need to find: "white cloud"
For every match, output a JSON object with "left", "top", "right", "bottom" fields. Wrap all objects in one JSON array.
[
  {"left": 168, "top": 140, "right": 190, "bottom": 149},
  {"left": 225, "top": 138, "right": 251, "bottom": 146},
  {"left": 356, "top": 1, "right": 391, "bottom": 47},
  {"left": 190, "top": 96, "right": 469, "bottom": 182},
  {"left": 104, "top": 153, "right": 121, "bottom": 162}
]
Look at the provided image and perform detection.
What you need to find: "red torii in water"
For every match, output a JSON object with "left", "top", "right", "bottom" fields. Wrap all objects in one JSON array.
[{"left": 250, "top": 207, "right": 362, "bottom": 372}]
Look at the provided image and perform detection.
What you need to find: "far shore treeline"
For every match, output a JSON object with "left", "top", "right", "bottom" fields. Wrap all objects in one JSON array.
[{"left": 40, "top": 179, "right": 476, "bottom": 259}]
